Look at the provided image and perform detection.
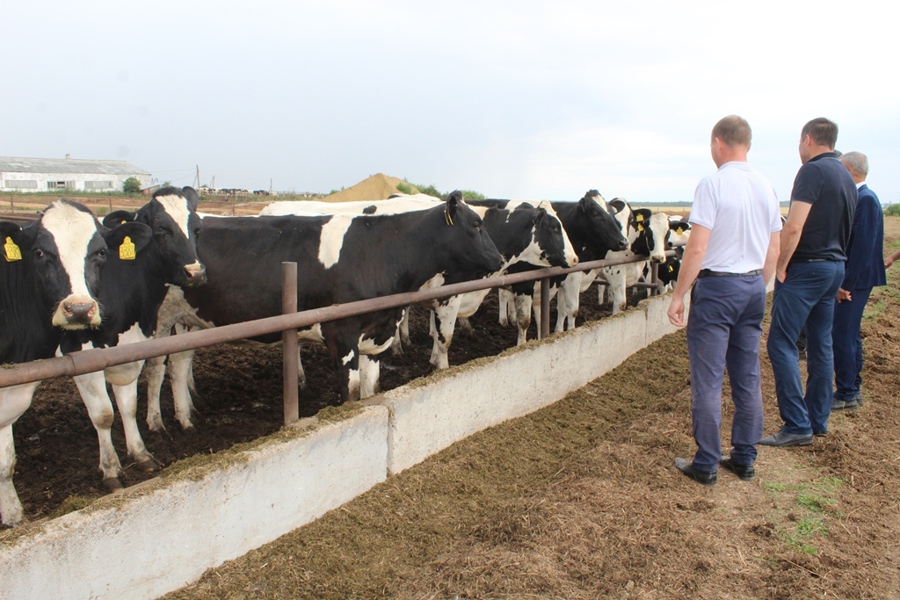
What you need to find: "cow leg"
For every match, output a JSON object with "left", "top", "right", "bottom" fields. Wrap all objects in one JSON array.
[
  {"left": 324, "top": 325, "right": 361, "bottom": 403},
  {"left": 458, "top": 317, "right": 474, "bottom": 334},
  {"left": 608, "top": 268, "right": 628, "bottom": 314},
  {"left": 0, "top": 382, "right": 38, "bottom": 527},
  {"left": 296, "top": 345, "right": 307, "bottom": 390},
  {"left": 72, "top": 371, "right": 125, "bottom": 489},
  {"left": 145, "top": 355, "right": 168, "bottom": 433},
  {"left": 359, "top": 355, "right": 381, "bottom": 398},
  {"left": 168, "top": 349, "right": 199, "bottom": 431},
  {"left": 514, "top": 293, "right": 533, "bottom": 345},
  {"left": 556, "top": 277, "right": 581, "bottom": 333},
  {"left": 106, "top": 362, "right": 162, "bottom": 473},
  {"left": 430, "top": 296, "right": 461, "bottom": 370},
  {"left": 498, "top": 288, "right": 516, "bottom": 326}
]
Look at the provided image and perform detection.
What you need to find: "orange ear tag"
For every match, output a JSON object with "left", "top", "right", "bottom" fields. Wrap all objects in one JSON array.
[{"left": 119, "top": 236, "right": 137, "bottom": 260}]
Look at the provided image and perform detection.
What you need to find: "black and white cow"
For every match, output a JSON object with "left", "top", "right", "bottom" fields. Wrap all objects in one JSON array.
[
  {"left": 428, "top": 201, "right": 578, "bottom": 369},
  {"left": 59, "top": 187, "right": 207, "bottom": 490},
  {"left": 1, "top": 201, "right": 147, "bottom": 526},
  {"left": 144, "top": 193, "right": 448, "bottom": 431},
  {"left": 653, "top": 218, "right": 690, "bottom": 291},
  {"left": 591, "top": 199, "right": 672, "bottom": 316},
  {"left": 471, "top": 190, "right": 629, "bottom": 345},
  {"left": 147, "top": 193, "right": 503, "bottom": 430}
]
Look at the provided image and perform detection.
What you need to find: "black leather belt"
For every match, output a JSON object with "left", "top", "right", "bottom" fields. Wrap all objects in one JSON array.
[
  {"left": 698, "top": 269, "right": 762, "bottom": 278},
  {"left": 792, "top": 258, "right": 829, "bottom": 263}
]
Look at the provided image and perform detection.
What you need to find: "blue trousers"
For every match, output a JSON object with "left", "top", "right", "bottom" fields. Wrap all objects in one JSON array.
[
  {"left": 686, "top": 275, "right": 767, "bottom": 471},
  {"left": 832, "top": 286, "right": 872, "bottom": 401},
  {"left": 767, "top": 261, "right": 844, "bottom": 435}
]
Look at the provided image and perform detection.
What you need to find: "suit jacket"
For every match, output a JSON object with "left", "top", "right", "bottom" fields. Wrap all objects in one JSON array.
[{"left": 842, "top": 184, "right": 887, "bottom": 290}]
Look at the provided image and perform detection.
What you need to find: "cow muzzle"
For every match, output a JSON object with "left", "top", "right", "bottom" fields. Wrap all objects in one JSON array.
[
  {"left": 183, "top": 262, "right": 208, "bottom": 286},
  {"left": 54, "top": 296, "right": 101, "bottom": 329}
]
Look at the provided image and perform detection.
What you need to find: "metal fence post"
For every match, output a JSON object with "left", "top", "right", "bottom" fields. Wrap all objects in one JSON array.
[
  {"left": 282, "top": 262, "right": 299, "bottom": 425},
  {"left": 540, "top": 277, "right": 550, "bottom": 339}
]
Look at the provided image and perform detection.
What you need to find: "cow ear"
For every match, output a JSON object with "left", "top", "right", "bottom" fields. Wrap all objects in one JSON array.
[
  {"left": 103, "top": 210, "right": 137, "bottom": 228},
  {"left": 104, "top": 222, "right": 153, "bottom": 259},
  {"left": 533, "top": 207, "right": 547, "bottom": 224},
  {"left": 1, "top": 221, "right": 27, "bottom": 262},
  {"left": 182, "top": 186, "right": 200, "bottom": 212},
  {"left": 445, "top": 190, "right": 464, "bottom": 223},
  {"left": 608, "top": 198, "right": 627, "bottom": 214},
  {"left": 633, "top": 208, "right": 652, "bottom": 221}
]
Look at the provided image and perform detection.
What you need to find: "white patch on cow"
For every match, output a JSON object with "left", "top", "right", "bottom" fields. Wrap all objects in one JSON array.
[
  {"left": 260, "top": 195, "right": 440, "bottom": 217},
  {"left": 341, "top": 348, "right": 356, "bottom": 366},
  {"left": 318, "top": 214, "right": 354, "bottom": 269},
  {"left": 155, "top": 193, "right": 191, "bottom": 238},
  {"left": 42, "top": 202, "right": 98, "bottom": 301},
  {"left": 646, "top": 213, "right": 670, "bottom": 263}
]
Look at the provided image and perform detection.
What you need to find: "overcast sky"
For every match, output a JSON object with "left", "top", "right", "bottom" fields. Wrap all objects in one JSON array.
[{"left": 4, "top": 1, "right": 898, "bottom": 204}]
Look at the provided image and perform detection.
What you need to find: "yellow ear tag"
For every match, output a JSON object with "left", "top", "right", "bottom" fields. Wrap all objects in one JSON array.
[
  {"left": 675, "top": 227, "right": 683, "bottom": 235},
  {"left": 444, "top": 209, "right": 454, "bottom": 226},
  {"left": 638, "top": 223, "right": 644, "bottom": 232},
  {"left": 4, "top": 237, "right": 22, "bottom": 262},
  {"left": 635, "top": 214, "right": 644, "bottom": 222},
  {"left": 119, "top": 236, "right": 137, "bottom": 260},
  {"left": 668, "top": 264, "right": 675, "bottom": 273}
]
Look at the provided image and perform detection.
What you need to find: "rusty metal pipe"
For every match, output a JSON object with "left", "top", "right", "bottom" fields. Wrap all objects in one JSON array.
[{"left": 0, "top": 248, "right": 679, "bottom": 389}]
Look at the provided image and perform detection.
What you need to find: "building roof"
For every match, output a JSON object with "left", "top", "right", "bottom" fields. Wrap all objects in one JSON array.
[{"left": 0, "top": 156, "right": 150, "bottom": 176}]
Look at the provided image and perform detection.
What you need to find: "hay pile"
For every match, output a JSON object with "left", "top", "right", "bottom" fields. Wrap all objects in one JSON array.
[{"left": 322, "top": 173, "right": 419, "bottom": 202}]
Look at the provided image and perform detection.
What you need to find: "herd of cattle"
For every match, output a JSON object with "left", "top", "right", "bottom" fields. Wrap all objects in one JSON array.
[{"left": 0, "top": 186, "right": 690, "bottom": 527}]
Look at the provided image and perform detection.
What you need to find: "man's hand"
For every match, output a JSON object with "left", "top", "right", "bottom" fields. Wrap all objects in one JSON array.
[
  {"left": 776, "top": 269, "right": 787, "bottom": 283},
  {"left": 837, "top": 288, "right": 852, "bottom": 303},
  {"left": 667, "top": 295, "right": 685, "bottom": 328}
]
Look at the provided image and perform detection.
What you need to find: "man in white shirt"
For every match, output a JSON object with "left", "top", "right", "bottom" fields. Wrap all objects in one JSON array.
[{"left": 667, "top": 115, "right": 782, "bottom": 486}]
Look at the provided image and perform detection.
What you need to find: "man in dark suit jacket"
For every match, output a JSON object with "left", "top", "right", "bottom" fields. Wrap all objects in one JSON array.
[{"left": 832, "top": 151, "right": 886, "bottom": 410}]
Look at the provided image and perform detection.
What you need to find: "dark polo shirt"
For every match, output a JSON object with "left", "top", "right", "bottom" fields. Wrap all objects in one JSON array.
[{"left": 790, "top": 151, "right": 857, "bottom": 263}]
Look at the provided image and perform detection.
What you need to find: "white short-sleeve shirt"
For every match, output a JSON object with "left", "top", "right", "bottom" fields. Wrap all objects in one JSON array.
[{"left": 690, "top": 161, "right": 782, "bottom": 273}]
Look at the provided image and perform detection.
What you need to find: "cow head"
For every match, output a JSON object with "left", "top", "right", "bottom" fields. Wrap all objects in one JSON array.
[
  {"left": 6, "top": 200, "right": 146, "bottom": 330},
  {"left": 104, "top": 185, "right": 207, "bottom": 287},
  {"left": 579, "top": 190, "right": 629, "bottom": 255},
  {"left": 437, "top": 191, "right": 504, "bottom": 275},
  {"left": 667, "top": 219, "right": 691, "bottom": 248},
  {"left": 529, "top": 202, "right": 578, "bottom": 268},
  {"left": 629, "top": 209, "right": 670, "bottom": 263}
]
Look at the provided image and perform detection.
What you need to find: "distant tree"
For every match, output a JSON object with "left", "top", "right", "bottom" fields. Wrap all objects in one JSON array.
[
  {"left": 396, "top": 182, "right": 414, "bottom": 195},
  {"left": 885, "top": 203, "right": 900, "bottom": 217},
  {"left": 123, "top": 177, "right": 141, "bottom": 193},
  {"left": 460, "top": 190, "right": 486, "bottom": 201}
]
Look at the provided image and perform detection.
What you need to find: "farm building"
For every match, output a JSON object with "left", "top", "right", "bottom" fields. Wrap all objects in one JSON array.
[{"left": 0, "top": 155, "right": 151, "bottom": 192}]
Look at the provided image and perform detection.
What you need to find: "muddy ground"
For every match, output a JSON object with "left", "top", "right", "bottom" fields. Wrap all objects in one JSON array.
[{"left": 8, "top": 219, "right": 900, "bottom": 600}]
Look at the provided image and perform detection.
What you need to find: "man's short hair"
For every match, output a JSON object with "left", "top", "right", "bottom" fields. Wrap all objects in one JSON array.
[
  {"left": 840, "top": 151, "right": 869, "bottom": 177},
  {"left": 712, "top": 115, "right": 752, "bottom": 147},
  {"left": 801, "top": 117, "right": 839, "bottom": 149}
]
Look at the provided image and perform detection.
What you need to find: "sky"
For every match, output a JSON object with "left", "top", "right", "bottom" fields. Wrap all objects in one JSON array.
[{"left": 4, "top": 1, "right": 899, "bottom": 205}]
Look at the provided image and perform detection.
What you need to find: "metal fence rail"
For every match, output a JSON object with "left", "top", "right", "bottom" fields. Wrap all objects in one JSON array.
[{"left": 0, "top": 249, "right": 677, "bottom": 424}]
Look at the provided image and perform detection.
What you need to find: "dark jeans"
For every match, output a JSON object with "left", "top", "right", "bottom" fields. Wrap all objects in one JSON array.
[
  {"left": 832, "top": 286, "right": 872, "bottom": 401},
  {"left": 767, "top": 261, "right": 844, "bottom": 435},
  {"left": 686, "top": 275, "right": 767, "bottom": 471}
]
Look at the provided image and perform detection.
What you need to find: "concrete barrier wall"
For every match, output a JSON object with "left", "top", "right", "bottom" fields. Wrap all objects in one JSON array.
[{"left": 0, "top": 293, "right": 680, "bottom": 600}]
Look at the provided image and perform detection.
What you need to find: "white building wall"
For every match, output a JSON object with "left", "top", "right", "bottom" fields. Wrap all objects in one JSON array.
[{"left": 0, "top": 171, "right": 151, "bottom": 192}]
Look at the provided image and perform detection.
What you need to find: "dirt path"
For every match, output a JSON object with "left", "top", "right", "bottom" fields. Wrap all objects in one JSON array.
[{"left": 160, "top": 218, "right": 900, "bottom": 599}]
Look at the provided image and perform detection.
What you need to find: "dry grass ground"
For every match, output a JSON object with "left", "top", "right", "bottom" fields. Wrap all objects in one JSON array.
[{"left": 160, "top": 217, "right": 900, "bottom": 600}]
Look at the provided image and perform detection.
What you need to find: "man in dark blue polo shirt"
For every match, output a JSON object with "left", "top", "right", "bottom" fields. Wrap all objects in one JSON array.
[{"left": 761, "top": 117, "right": 857, "bottom": 447}]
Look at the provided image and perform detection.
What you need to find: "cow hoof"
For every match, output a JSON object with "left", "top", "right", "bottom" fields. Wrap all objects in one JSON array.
[
  {"left": 135, "top": 456, "right": 163, "bottom": 473},
  {"left": 102, "top": 477, "right": 125, "bottom": 492}
]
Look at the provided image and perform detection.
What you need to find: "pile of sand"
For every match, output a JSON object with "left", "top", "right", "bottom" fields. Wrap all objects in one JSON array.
[{"left": 322, "top": 173, "right": 419, "bottom": 202}]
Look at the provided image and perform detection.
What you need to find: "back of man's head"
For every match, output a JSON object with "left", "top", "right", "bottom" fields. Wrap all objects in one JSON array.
[
  {"left": 840, "top": 151, "right": 869, "bottom": 178},
  {"left": 801, "top": 117, "right": 839, "bottom": 149},
  {"left": 712, "top": 115, "right": 752, "bottom": 148}
]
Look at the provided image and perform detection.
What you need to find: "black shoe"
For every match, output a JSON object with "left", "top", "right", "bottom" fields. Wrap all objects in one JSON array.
[
  {"left": 719, "top": 457, "right": 755, "bottom": 481},
  {"left": 813, "top": 431, "right": 827, "bottom": 438},
  {"left": 674, "top": 457, "right": 716, "bottom": 487},
  {"left": 758, "top": 431, "right": 814, "bottom": 447},
  {"left": 832, "top": 397, "right": 859, "bottom": 411}
]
